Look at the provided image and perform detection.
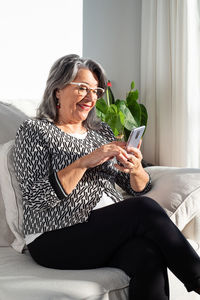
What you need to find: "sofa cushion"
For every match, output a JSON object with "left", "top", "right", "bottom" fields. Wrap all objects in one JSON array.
[
  {"left": 0, "top": 247, "right": 129, "bottom": 300},
  {"left": 0, "top": 140, "right": 25, "bottom": 252},
  {"left": 0, "top": 186, "right": 15, "bottom": 246},
  {"left": 0, "top": 102, "right": 27, "bottom": 248},
  {"left": 0, "top": 244, "right": 199, "bottom": 300}
]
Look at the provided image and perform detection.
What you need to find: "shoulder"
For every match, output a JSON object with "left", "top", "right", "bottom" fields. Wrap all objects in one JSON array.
[
  {"left": 14, "top": 119, "right": 55, "bottom": 153},
  {"left": 16, "top": 118, "right": 53, "bottom": 136}
]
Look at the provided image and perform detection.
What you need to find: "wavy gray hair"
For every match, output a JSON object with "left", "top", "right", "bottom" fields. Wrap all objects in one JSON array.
[{"left": 36, "top": 54, "right": 107, "bottom": 129}]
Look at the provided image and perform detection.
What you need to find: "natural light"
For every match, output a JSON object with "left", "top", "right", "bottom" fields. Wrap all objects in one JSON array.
[{"left": 0, "top": 0, "right": 83, "bottom": 113}]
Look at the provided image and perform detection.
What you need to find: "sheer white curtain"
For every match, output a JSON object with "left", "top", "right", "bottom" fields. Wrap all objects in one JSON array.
[{"left": 141, "top": 0, "right": 200, "bottom": 167}]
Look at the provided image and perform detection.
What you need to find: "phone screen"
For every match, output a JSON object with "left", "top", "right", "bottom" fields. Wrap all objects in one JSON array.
[{"left": 126, "top": 126, "right": 145, "bottom": 148}]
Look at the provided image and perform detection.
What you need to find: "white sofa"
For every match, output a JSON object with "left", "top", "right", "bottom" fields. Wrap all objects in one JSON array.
[{"left": 0, "top": 101, "right": 200, "bottom": 300}]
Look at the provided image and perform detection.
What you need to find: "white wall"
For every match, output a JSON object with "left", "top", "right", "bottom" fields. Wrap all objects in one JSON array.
[{"left": 83, "top": 0, "right": 142, "bottom": 100}]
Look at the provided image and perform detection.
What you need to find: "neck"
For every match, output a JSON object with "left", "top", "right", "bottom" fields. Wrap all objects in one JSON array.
[{"left": 55, "top": 120, "right": 86, "bottom": 134}]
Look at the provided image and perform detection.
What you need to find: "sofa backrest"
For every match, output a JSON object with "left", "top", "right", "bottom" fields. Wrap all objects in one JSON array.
[{"left": 0, "top": 102, "right": 27, "bottom": 143}]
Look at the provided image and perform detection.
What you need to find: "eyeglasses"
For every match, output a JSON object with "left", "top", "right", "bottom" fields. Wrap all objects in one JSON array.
[{"left": 69, "top": 82, "right": 105, "bottom": 100}]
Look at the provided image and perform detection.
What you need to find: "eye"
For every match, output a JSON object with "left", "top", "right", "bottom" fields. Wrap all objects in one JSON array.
[
  {"left": 92, "top": 89, "right": 98, "bottom": 95},
  {"left": 97, "top": 88, "right": 104, "bottom": 98},
  {"left": 79, "top": 85, "right": 88, "bottom": 91}
]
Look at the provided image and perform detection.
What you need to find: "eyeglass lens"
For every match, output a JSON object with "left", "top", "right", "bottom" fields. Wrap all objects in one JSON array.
[{"left": 78, "top": 84, "right": 104, "bottom": 99}]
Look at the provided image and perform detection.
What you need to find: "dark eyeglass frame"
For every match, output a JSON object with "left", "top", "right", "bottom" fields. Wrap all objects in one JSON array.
[{"left": 69, "top": 82, "right": 105, "bottom": 99}]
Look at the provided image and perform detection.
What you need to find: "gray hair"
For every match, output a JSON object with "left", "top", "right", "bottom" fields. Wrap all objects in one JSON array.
[{"left": 36, "top": 54, "right": 107, "bottom": 130}]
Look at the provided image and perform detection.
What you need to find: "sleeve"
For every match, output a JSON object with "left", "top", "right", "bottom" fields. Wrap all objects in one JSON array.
[
  {"left": 115, "top": 171, "right": 152, "bottom": 197},
  {"left": 13, "top": 120, "right": 63, "bottom": 212}
]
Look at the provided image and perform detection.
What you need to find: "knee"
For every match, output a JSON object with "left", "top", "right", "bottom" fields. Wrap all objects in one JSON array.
[{"left": 131, "top": 196, "right": 167, "bottom": 217}]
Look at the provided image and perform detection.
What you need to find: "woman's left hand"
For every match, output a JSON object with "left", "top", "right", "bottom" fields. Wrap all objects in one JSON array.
[
  {"left": 114, "top": 140, "right": 143, "bottom": 175},
  {"left": 114, "top": 140, "right": 149, "bottom": 192}
]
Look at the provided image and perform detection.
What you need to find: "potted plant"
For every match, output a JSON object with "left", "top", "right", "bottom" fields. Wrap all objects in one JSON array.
[{"left": 96, "top": 81, "right": 148, "bottom": 141}]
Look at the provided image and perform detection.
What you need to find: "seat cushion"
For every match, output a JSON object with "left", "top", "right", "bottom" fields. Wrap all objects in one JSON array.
[
  {"left": 0, "top": 247, "right": 129, "bottom": 300},
  {"left": 0, "top": 245, "right": 199, "bottom": 300}
]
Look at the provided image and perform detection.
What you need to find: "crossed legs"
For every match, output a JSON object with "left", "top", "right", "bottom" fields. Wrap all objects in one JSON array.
[{"left": 28, "top": 196, "right": 200, "bottom": 299}]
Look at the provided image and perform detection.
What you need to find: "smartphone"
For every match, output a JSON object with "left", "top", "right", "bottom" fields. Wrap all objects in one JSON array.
[{"left": 126, "top": 126, "right": 145, "bottom": 148}]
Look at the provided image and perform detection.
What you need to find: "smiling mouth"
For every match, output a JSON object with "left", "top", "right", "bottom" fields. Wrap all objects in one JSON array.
[{"left": 78, "top": 103, "right": 93, "bottom": 110}]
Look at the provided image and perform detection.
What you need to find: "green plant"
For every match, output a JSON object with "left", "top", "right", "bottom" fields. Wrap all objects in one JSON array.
[{"left": 96, "top": 81, "right": 148, "bottom": 141}]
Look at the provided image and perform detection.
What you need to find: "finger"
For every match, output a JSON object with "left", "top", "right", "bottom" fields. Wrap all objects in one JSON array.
[
  {"left": 111, "top": 141, "right": 127, "bottom": 149},
  {"left": 114, "top": 164, "right": 130, "bottom": 173},
  {"left": 116, "top": 154, "right": 135, "bottom": 169},
  {"left": 112, "top": 140, "right": 126, "bottom": 146},
  {"left": 126, "top": 154, "right": 142, "bottom": 169},
  {"left": 116, "top": 153, "right": 130, "bottom": 165},
  {"left": 126, "top": 147, "right": 143, "bottom": 160},
  {"left": 101, "top": 144, "right": 125, "bottom": 157},
  {"left": 137, "top": 139, "right": 142, "bottom": 149},
  {"left": 104, "top": 142, "right": 127, "bottom": 153}
]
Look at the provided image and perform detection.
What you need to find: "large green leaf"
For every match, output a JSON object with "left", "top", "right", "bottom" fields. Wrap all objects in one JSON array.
[
  {"left": 126, "top": 90, "right": 139, "bottom": 105},
  {"left": 105, "top": 104, "right": 124, "bottom": 136},
  {"left": 126, "top": 100, "right": 141, "bottom": 127},
  {"left": 118, "top": 110, "right": 125, "bottom": 126},
  {"left": 123, "top": 127, "right": 131, "bottom": 142},
  {"left": 105, "top": 114, "right": 123, "bottom": 136},
  {"left": 115, "top": 99, "right": 126, "bottom": 110},
  {"left": 95, "top": 98, "right": 108, "bottom": 114},
  {"left": 115, "top": 100, "right": 139, "bottom": 130},
  {"left": 140, "top": 104, "right": 148, "bottom": 132},
  {"left": 96, "top": 109, "right": 106, "bottom": 122},
  {"left": 109, "top": 104, "right": 118, "bottom": 113}
]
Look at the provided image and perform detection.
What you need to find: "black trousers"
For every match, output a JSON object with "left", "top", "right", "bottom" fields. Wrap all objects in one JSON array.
[{"left": 28, "top": 197, "right": 200, "bottom": 300}]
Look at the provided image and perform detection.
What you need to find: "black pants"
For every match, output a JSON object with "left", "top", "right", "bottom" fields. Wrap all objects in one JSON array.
[{"left": 28, "top": 197, "right": 200, "bottom": 300}]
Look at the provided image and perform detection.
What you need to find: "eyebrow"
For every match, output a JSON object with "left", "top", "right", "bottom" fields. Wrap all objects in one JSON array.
[{"left": 81, "top": 81, "right": 98, "bottom": 88}]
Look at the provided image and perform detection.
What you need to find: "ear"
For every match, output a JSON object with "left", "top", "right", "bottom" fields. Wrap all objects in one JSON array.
[{"left": 56, "top": 89, "right": 61, "bottom": 99}]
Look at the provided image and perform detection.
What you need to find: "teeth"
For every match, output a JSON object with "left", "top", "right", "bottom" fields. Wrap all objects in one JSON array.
[{"left": 80, "top": 104, "right": 91, "bottom": 108}]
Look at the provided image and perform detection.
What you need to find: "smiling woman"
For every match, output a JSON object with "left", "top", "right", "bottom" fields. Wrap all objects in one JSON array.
[{"left": 36, "top": 54, "right": 107, "bottom": 131}]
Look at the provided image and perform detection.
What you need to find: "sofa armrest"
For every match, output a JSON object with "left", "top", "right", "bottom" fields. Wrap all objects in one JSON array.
[
  {"left": 145, "top": 166, "right": 200, "bottom": 242},
  {"left": 116, "top": 166, "right": 200, "bottom": 242},
  {"left": 182, "top": 212, "right": 200, "bottom": 243}
]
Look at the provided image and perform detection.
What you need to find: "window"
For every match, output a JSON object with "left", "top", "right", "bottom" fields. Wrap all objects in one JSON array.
[{"left": 0, "top": 0, "right": 83, "bottom": 108}]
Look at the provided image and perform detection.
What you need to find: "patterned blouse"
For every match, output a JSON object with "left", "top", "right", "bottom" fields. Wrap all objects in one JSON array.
[{"left": 13, "top": 119, "right": 151, "bottom": 235}]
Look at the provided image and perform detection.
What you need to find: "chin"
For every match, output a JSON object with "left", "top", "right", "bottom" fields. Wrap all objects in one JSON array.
[{"left": 77, "top": 113, "right": 89, "bottom": 122}]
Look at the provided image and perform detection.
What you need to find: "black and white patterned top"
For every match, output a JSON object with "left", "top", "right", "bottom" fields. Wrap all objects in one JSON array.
[{"left": 13, "top": 119, "right": 151, "bottom": 235}]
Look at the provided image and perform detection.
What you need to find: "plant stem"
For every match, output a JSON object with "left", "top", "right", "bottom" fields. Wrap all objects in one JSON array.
[{"left": 106, "top": 88, "right": 110, "bottom": 106}]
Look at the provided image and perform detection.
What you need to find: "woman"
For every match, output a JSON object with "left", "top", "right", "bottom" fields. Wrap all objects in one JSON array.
[{"left": 13, "top": 54, "right": 200, "bottom": 300}]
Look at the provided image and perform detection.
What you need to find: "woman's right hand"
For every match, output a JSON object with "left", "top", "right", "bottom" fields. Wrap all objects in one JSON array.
[
  {"left": 58, "top": 141, "right": 129, "bottom": 195},
  {"left": 80, "top": 141, "right": 128, "bottom": 169}
]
